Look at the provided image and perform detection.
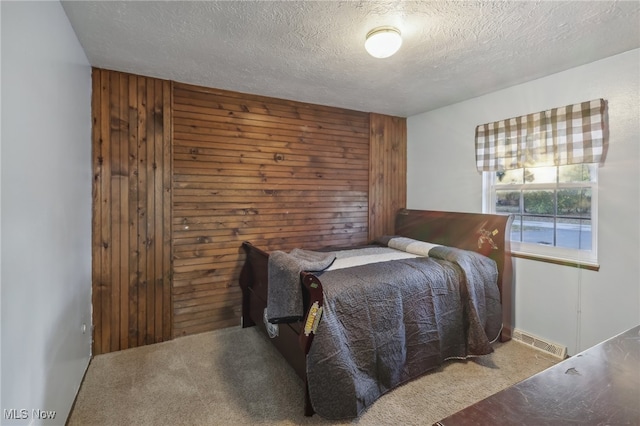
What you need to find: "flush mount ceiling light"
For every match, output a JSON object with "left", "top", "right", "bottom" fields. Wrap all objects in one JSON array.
[{"left": 365, "top": 26, "right": 402, "bottom": 58}]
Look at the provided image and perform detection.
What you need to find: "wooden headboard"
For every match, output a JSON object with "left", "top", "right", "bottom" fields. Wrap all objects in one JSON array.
[{"left": 394, "top": 209, "right": 514, "bottom": 341}]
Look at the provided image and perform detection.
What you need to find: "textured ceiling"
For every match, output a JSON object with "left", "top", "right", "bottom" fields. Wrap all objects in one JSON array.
[{"left": 62, "top": 1, "right": 640, "bottom": 117}]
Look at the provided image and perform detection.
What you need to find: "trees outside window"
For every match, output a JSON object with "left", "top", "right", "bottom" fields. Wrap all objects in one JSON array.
[{"left": 484, "top": 164, "right": 598, "bottom": 266}]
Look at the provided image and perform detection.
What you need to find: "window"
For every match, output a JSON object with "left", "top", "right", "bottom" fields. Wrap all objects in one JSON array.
[
  {"left": 483, "top": 164, "right": 598, "bottom": 267},
  {"left": 475, "top": 99, "right": 607, "bottom": 269}
]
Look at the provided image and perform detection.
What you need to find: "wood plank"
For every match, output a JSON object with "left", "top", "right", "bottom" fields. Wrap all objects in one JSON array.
[
  {"left": 102, "top": 70, "right": 117, "bottom": 352},
  {"left": 154, "top": 78, "right": 164, "bottom": 343},
  {"left": 172, "top": 219, "right": 368, "bottom": 236},
  {"left": 173, "top": 210, "right": 368, "bottom": 224},
  {"left": 173, "top": 253, "right": 242, "bottom": 268},
  {"left": 173, "top": 131, "right": 369, "bottom": 153},
  {"left": 173, "top": 272, "right": 241, "bottom": 288},
  {"left": 172, "top": 102, "right": 368, "bottom": 134},
  {"left": 119, "top": 72, "right": 130, "bottom": 351},
  {"left": 136, "top": 75, "right": 148, "bottom": 347},
  {"left": 163, "top": 80, "right": 173, "bottom": 342},
  {"left": 99, "top": 69, "right": 112, "bottom": 355},
  {"left": 127, "top": 73, "right": 139, "bottom": 349},
  {"left": 173, "top": 151, "right": 365, "bottom": 168},
  {"left": 171, "top": 205, "right": 368, "bottom": 219},
  {"left": 173, "top": 82, "right": 369, "bottom": 122},
  {"left": 369, "top": 113, "right": 407, "bottom": 240},
  {"left": 175, "top": 163, "right": 368, "bottom": 184},
  {"left": 173, "top": 110, "right": 368, "bottom": 139},
  {"left": 174, "top": 283, "right": 241, "bottom": 298},
  {"left": 174, "top": 181, "right": 367, "bottom": 192},
  {"left": 172, "top": 224, "right": 368, "bottom": 244},
  {"left": 145, "top": 77, "right": 156, "bottom": 344},
  {"left": 173, "top": 164, "right": 368, "bottom": 179},
  {"left": 173, "top": 283, "right": 242, "bottom": 297},
  {"left": 173, "top": 122, "right": 367, "bottom": 145},
  {"left": 172, "top": 91, "right": 370, "bottom": 127},
  {"left": 172, "top": 194, "right": 368, "bottom": 205},
  {"left": 91, "top": 68, "right": 103, "bottom": 355},
  {"left": 109, "top": 71, "right": 121, "bottom": 353},
  {"left": 173, "top": 141, "right": 369, "bottom": 161}
]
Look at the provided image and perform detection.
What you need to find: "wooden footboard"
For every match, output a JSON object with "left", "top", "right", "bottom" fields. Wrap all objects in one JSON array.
[
  {"left": 239, "top": 208, "right": 513, "bottom": 417},
  {"left": 239, "top": 241, "right": 320, "bottom": 415}
]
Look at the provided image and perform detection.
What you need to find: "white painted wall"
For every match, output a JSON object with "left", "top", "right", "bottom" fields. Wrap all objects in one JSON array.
[
  {"left": 407, "top": 49, "right": 640, "bottom": 355},
  {"left": 1, "top": 2, "right": 92, "bottom": 424}
]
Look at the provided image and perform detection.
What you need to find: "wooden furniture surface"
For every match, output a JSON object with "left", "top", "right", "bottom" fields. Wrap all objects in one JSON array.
[
  {"left": 435, "top": 325, "right": 640, "bottom": 425},
  {"left": 239, "top": 208, "right": 513, "bottom": 416}
]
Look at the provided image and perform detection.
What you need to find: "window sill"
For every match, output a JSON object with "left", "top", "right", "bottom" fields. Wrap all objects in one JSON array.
[{"left": 511, "top": 250, "right": 600, "bottom": 271}]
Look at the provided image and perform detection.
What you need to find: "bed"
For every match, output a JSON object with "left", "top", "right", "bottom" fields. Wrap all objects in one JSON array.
[{"left": 239, "top": 209, "right": 513, "bottom": 419}]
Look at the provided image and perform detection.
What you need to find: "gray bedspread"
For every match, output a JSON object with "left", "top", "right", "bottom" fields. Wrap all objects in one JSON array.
[
  {"left": 267, "top": 248, "right": 336, "bottom": 323},
  {"left": 305, "top": 247, "right": 501, "bottom": 420}
]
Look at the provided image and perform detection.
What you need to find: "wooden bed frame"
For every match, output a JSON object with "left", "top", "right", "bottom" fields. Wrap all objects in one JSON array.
[{"left": 239, "top": 209, "right": 513, "bottom": 416}]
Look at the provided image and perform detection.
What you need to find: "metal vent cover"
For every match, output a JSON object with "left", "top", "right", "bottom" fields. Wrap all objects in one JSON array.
[{"left": 512, "top": 328, "right": 568, "bottom": 359}]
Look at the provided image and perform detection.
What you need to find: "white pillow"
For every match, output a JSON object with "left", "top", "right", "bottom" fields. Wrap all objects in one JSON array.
[{"left": 387, "top": 236, "right": 441, "bottom": 256}]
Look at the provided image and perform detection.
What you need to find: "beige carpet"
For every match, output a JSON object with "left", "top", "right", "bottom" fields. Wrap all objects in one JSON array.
[{"left": 68, "top": 326, "right": 559, "bottom": 426}]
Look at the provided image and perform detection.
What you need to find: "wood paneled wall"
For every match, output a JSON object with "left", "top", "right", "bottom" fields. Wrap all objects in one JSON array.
[
  {"left": 369, "top": 113, "right": 407, "bottom": 239},
  {"left": 92, "top": 68, "right": 406, "bottom": 351},
  {"left": 91, "top": 69, "right": 172, "bottom": 355},
  {"left": 171, "top": 82, "right": 372, "bottom": 336}
]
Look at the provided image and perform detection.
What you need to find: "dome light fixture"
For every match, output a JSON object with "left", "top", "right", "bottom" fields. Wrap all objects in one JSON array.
[{"left": 365, "top": 26, "right": 402, "bottom": 58}]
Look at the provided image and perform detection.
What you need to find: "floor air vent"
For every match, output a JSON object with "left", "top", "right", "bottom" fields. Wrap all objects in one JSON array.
[{"left": 512, "top": 329, "right": 568, "bottom": 359}]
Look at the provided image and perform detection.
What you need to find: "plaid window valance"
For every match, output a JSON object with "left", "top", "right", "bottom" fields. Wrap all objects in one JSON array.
[{"left": 475, "top": 99, "right": 608, "bottom": 172}]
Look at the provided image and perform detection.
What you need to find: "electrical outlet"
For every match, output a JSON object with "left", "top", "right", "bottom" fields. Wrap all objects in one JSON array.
[{"left": 82, "top": 323, "right": 87, "bottom": 334}]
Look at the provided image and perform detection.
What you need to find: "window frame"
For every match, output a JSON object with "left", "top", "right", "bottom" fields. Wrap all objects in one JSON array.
[{"left": 482, "top": 167, "right": 599, "bottom": 270}]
